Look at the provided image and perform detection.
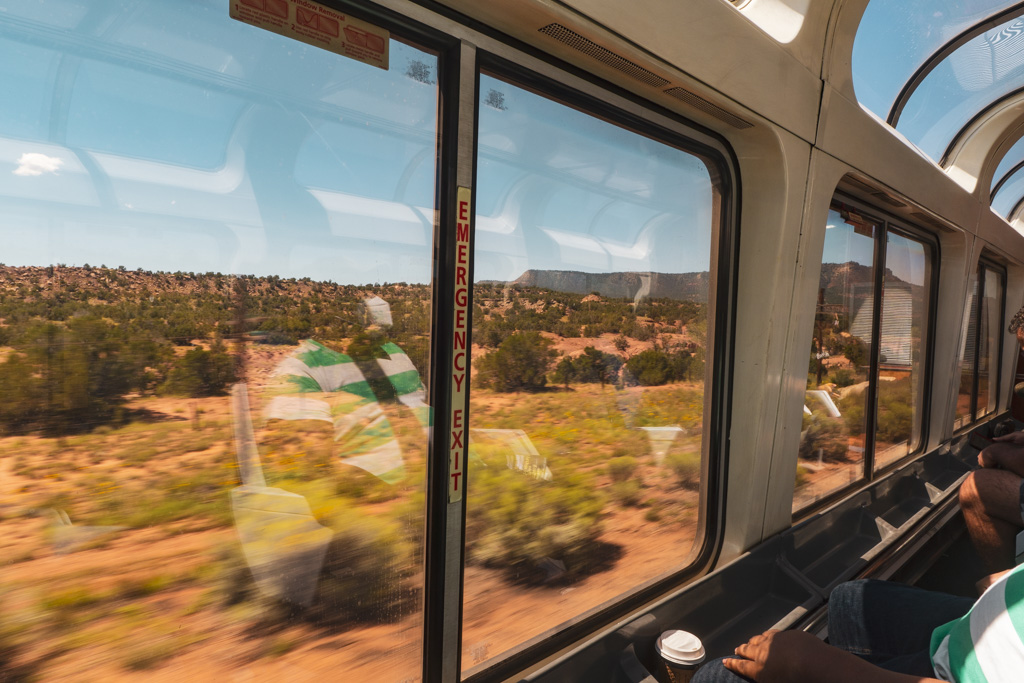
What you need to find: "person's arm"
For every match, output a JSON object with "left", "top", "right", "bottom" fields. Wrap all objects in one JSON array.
[
  {"left": 976, "top": 569, "right": 1012, "bottom": 595},
  {"left": 722, "top": 630, "right": 943, "bottom": 683},
  {"left": 978, "top": 441, "right": 1024, "bottom": 477}
]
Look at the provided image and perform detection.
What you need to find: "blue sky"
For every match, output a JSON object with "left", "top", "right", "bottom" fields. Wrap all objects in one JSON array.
[{"left": 1, "top": 1, "right": 715, "bottom": 290}]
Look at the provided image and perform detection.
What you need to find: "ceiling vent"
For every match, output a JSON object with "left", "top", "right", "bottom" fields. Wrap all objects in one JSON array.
[
  {"left": 910, "top": 211, "right": 948, "bottom": 232},
  {"left": 663, "top": 87, "right": 753, "bottom": 130},
  {"left": 538, "top": 23, "right": 669, "bottom": 88},
  {"left": 843, "top": 177, "right": 907, "bottom": 208}
]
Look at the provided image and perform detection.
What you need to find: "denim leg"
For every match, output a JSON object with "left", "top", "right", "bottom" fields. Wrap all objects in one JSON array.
[
  {"left": 827, "top": 580, "right": 974, "bottom": 664},
  {"left": 691, "top": 657, "right": 754, "bottom": 683}
]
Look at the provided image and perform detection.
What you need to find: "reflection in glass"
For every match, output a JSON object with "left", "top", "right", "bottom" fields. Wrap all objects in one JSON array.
[
  {"left": 977, "top": 268, "right": 1005, "bottom": 418},
  {"left": 794, "top": 208, "right": 875, "bottom": 511},
  {"left": 0, "top": 5, "right": 436, "bottom": 679},
  {"left": 464, "top": 74, "right": 717, "bottom": 673},
  {"left": 955, "top": 279, "right": 980, "bottom": 430},
  {"left": 874, "top": 232, "right": 931, "bottom": 471}
]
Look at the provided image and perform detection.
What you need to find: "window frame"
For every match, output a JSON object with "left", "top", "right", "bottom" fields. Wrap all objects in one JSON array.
[
  {"left": 794, "top": 194, "right": 939, "bottom": 518},
  {"left": 956, "top": 256, "right": 1007, "bottom": 430},
  {"left": 460, "top": 50, "right": 741, "bottom": 683}
]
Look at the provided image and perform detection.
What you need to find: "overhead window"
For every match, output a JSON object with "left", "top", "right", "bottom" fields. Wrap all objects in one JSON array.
[
  {"left": 795, "top": 199, "right": 935, "bottom": 512},
  {"left": 955, "top": 260, "right": 1006, "bottom": 430}
]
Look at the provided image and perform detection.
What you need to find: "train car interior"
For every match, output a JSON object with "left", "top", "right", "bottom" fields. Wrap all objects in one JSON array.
[{"left": 3, "top": 0, "right": 1024, "bottom": 681}]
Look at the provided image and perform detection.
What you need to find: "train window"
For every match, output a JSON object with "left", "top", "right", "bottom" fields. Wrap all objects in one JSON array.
[
  {"left": 0, "top": 5, "right": 439, "bottom": 680},
  {"left": 873, "top": 230, "right": 932, "bottom": 471},
  {"left": 795, "top": 201, "right": 936, "bottom": 511},
  {"left": 465, "top": 71, "right": 721, "bottom": 674},
  {"left": 955, "top": 261, "right": 1006, "bottom": 429}
]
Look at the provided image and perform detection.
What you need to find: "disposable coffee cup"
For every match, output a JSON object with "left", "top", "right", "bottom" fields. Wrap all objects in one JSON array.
[{"left": 655, "top": 629, "right": 705, "bottom": 683}]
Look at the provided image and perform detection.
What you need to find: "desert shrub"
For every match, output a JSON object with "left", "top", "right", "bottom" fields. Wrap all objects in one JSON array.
[
  {"left": 876, "top": 380, "right": 914, "bottom": 444},
  {"left": 475, "top": 332, "right": 557, "bottom": 392},
  {"left": 843, "top": 337, "right": 869, "bottom": 367},
  {"left": 625, "top": 349, "right": 672, "bottom": 386},
  {"left": 611, "top": 479, "right": 642, "bottom": 507},
  {"left": 829, "top": 367, "right": 855, "bottom": 388},
  {"left": 0, "top": 318, "right": 140, "bottom": 435},
  {"left": 798, "top": 415, "right": 848, "bottom": 462},
  {"left": 839, "top": 392, "right": 866, "bottom": 436},
  {"left": 795, "top": 465, "right": 810, "bottom": 488},
  {"left": 665, "top": 450, "right": 700, "bottom": 488},
  {"left": 160, "top": 340, "right": 237, "bottom": 397},
  {"left": 466, "top": 465, "right": 604, "bottom": 584},
  {"left": 607, "top": 456, "right": 638, "bottom": 483},
  {"left": 216, "top": 481, "right": 417, "bottom": 626}
]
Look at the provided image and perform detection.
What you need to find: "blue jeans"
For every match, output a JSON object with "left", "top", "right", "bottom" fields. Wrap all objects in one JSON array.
[{"left": 691, "top": 580, "right": 975, "bottom": 682}]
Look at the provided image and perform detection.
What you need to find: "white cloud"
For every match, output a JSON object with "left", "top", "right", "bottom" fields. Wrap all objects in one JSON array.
[{"left": 13, "top": 152, "right": 64, "bottom": 176}]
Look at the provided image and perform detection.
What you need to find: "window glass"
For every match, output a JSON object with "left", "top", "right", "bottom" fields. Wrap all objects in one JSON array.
[
  {"left": 991, "top": 135, "right": 1024, "bottom": 193},
  {"left": 852, "top": 1, "right": 1016, "bottom": 121},
  {"left": 955, "top": 278, "right": 980, "bottom": 429},
  {"left": 795, "top": 208, "right": 875, "bottom": 511},
  {"left": 896, "top": 14, "right": 1024, "bottom": 162},
  {"left": 464, "top": 74, "right": 718, "bottom": 673},
  {"left": 977, "top": 268, "right": 1004, "bottom": 417},
  {"left": 0, "top": 6, "right": 435, "bottom": 680},
  {"left": 874, "top": 231, "right": 931, "bottom": 471},
  {"left": 992, "top": 166, "right": 1024, "bottom": 219}
]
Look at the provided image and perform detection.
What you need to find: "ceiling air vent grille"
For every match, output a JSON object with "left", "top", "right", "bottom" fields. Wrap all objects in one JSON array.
[
  {"left": 663, "top": 87, "right": 753, "bottom": 130},
  {"left": 843, "top": 177, "right": 907, "bottom": 208},
  {"left": 911, "top": 211, "right": 948, "bottom": 232},
  {"left": 538, "top": 23, "right": 669, "bottom": 87}
]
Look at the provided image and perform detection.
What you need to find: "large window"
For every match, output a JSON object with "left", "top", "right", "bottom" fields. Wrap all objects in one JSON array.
[
  {"left": 955, "top": 260, "right": 1006, "bottom": 429},
  {"left": 0, "top": 5, "right": 437, "bottom": 680},
  {"left": 794, "top": 200, "right": 935, "bottom": 512},
  {"left": 464, "top": 71, "right": 727, "bottom": 674}
]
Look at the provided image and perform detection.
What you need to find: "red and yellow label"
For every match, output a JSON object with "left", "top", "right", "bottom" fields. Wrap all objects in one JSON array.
[
  {"left": 230, "top": 0, "right": 389, "bottom": 70},
  {"left": 449, "top": 187, "right": 471, "bottom": 502}
]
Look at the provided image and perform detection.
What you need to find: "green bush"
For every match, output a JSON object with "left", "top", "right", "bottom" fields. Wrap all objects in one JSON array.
[
  {"left": 625, "top": 349, "right": 672, "bottom": 386},
  {"left": 159, "top": 340, "right": 237, "bottom": 397},
  {"left": 829, "top": 367, "right": 856, "bottom": 388},
  {"left": 466, "top": 465, "right": 605, "bottom": 584},
  {"left": 665, "top": 450, "right": 700, "bottom": 488},
  {"left": 475, "top": 332, "right": 557, "bottom": 392},
  {"left": 215, "top": 481, "right": 417, "bottom": 626},
  {"left": 799, "top": 415, "right": 848, "bottom": 462},
  {"left": 607, "top": 456, "right": 638, "bottom": 483},
  {"left": 611, "top": 479, "right": 642, "bottom": 507}
]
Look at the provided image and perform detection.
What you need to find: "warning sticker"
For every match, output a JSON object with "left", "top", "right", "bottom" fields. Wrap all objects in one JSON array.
[
  {"left": 230, "top": 0, "right": 389, "bottom": 70},
  {"left": 449, "top": 187, "right": 472, "bottom": 503}
]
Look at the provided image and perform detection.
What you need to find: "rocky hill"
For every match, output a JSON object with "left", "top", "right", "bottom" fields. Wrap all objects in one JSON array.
[{"left": 509, "top": 270, "right": 710, "bottom": 302}]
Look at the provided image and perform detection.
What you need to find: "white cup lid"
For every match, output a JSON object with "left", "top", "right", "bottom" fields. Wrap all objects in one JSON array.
[{"left": 656, "top": 630, "right": 706, "bottom": 666}]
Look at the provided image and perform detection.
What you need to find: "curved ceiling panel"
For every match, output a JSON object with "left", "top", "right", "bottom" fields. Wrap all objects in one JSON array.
[{"left": 853, "top": 1, "right": 1017, "bottom": 122}]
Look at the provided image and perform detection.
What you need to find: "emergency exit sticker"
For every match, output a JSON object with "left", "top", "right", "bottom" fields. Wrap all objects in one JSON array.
[
  {"left": 230, "top": 0, "right": 389, "bottom": 70},
  {"left": 449, "top": 187, "right": 472, "bottom": 503}
]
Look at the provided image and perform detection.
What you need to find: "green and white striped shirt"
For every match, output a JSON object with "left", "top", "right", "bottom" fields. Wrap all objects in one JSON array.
[{"left": 930, "top": 564, "right": 1024, "bottom": 682}]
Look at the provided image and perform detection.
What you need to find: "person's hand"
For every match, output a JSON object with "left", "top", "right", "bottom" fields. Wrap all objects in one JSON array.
[
  {"left": 723, "top": 630, "right": 830, "bottom": 683},
  {"left": 991, "top": 431, "right": 1024, "bottom": 445}
]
